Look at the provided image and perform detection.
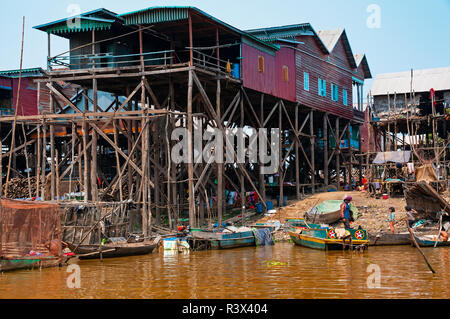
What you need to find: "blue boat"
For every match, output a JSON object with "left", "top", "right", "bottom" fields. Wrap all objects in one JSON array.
[
  {"left": 188, "top": 228, "right": 273, "bottom": 250},
  {"left": 286, "top": 219, "right": 369, "bottom": 251},
  {"left": 413, "top": 234, "right": 450, "bottom": 247}
]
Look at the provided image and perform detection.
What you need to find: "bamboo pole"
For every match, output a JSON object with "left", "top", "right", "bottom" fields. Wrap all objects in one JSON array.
[
  {"left": 5, "top": 17, "right": 25, "bottom": 196},
  {"left": 406, "top": 220, "right": 436, "bottom": 274}
]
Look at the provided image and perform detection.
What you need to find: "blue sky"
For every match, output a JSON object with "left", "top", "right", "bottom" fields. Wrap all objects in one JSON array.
[{"left": 0, "top": 0, "right": 449, "bottom": 98}]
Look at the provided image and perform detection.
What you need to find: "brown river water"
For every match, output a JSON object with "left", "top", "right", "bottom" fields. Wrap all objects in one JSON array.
[{"left": 0, "top": 243, "right": 449, "bottom": 299}]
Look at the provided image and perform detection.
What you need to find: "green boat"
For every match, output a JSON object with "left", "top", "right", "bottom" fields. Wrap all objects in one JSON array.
[
  {"left": 287, "top": 219, "right": 369, "bottom": 251},
  {"left": 0, "top": 256, "right": 67, "bottom": 272}
]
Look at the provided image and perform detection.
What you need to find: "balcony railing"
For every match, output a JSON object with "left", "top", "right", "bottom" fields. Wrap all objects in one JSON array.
[{"left": 48, "top": 50, "right": 175, "bottom": 70}]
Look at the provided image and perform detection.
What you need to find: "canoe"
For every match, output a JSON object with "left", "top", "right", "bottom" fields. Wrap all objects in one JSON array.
[
  {"left": 189, "top": 230, "right": 256, "bottom": 250},
  {"left": 288, "top": 225, "right": 369, "bottom": 251},
  {"left": 368, "top": 232, "right": 411, "bottom": 246},
  {"left": 68, "top": 238, "right": 160, "bottom": 260},
  {"left": 413, "top": 234, "right": 450, "bottom": 247},
  {"left": 0, "top": 256, "right": 68, "bottom": 272}
]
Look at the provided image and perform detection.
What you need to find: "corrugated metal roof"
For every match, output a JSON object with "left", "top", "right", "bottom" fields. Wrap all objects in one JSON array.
[
  {"left": 317, "top": 29, "right": 356, "bottom": 69},
  {"left": 119, "top": 6, "right": 189, "bottom": 25},
  {"left": 370, "top": 67, "right": 450, "bottom": 96},
  {"left": 246, "top": 23, "right": 329, "bottom": 54},
  {"left": 33, "top": 8, "right": 120, "bottom": 35},
  {"left": 119, "top": 6, "right": 279, "bottom": 52},
  {"left": 0, "top": 68, "right": 44, "bottom": 78},
  {"left": 354, "top": 53, "right": 372, "bottom": 79},
  {"left": 317, "top": 29, "right": 343, "bottom": 52}
]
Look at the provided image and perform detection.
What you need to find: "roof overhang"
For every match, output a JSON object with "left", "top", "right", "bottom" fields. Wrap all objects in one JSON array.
[
  {"left": 33, "top": 8, "right": 122, "bottom": 37},
  {"left": 246, "top": 23, "right": 329, "bottom": 54}
]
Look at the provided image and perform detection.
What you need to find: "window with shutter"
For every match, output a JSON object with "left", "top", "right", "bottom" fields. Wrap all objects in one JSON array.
[
  {"left": 282, "top": 66, "right": 289, "bottom": 82},
  {"left": 343, "top": 89, "right": 348, "bottom": 106},
  {"left": 304, "top": 72, "right": 309, "bottom": 91},
  {"left": 258, "top": 56, "right": 264, "bottom": 73}
]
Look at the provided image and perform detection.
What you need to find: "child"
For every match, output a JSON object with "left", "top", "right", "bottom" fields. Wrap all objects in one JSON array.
[{"left": 387, "top": 207, "right": 395, "bottom": 234}]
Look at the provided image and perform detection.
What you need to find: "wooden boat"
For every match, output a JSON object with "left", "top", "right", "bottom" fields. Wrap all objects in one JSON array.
[
  {"left": 288, "top": 223, "right": 369, "bottom": 251},
  {"left": 0, "top": 256, "right": 70, "bottom": 272},
  {"left": 189, "top": 230, "right": 256, "bottom": 250},
  {"left": 413, "top": 234, "right": 450, "bottom": 247},
  {"left": 368, "top": 232, "right": 411, "bottom": 246},
  {"left": 68, "top": 237, "right": 161, "bottom": 260},
  {"left": 304, "top": 200, "right": 358, "bottom": 224}
]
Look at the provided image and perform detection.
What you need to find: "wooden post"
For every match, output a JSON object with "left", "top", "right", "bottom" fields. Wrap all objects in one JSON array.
[
  {"left": 278, "top": 101, "right": 283, "bottom": 207},
  {"left": 217, "top": 79, "right": 223, "bottom": 228},
  {"left": 141, "top": 78, "right": 148, "bottom": 237},
  {"left": 50, "top": 123, "right": 56, "bottom": 200},
  {"left": 323, "top": 113, "right": 329, "bottom": 187},
  {"left": 113, "top": 120, "right": 123, "bottom": 203},
  {"left": 336, "top": 117, "right": 340, "bottom": 191},
  {"left": 188, "top": 13, "right": 193, "bottom": 66},
  {"left": 347, "top": 122, "right": 352, "bottom": 185},
  {"left": 82, "top": 119, "right": 89, "bottom": 203},
  {"left": 259, "top": 94, "right": 266, "bottom": 204},
  {"left": 295, "top": 104, "right": 300, "bottom": 199},
  {"left": 56, "top": 149, "right": 60, "bottom": 202},
  {"left": 240, "top": 91, "right": 246, "bottom": 217},
  {"left": 91, "top": 79, "right": 98, "bottom": 202},
  {"left": 139, "top": 25, "right": 144, "bottom": 69},
  {"left": 188, "top": 70, "right": 195, "bottom": 227},
  {"left": 310, "top": 110, "right": 315, "bottom": 194},
  {"left": 47, "top": 33, "right": 51, "bottom": 71},
  {"left": 41, "top": 123, "right": 47, "bottom": 199},
  {"left": 36, "top": 125, "right": 40, "bottom": 197}
]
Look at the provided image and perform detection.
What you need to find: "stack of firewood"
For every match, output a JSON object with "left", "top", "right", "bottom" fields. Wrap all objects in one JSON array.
[{"left": 2, "top": 177, "right": 39, "bottom": 199}]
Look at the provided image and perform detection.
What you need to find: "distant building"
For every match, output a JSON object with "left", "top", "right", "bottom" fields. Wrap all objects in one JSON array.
[
  {"left": 370, "top": 66, "right": 450, "bottom": 119},
  {"left": 0, "top": 67, "right": 77, "bottom": 116}
]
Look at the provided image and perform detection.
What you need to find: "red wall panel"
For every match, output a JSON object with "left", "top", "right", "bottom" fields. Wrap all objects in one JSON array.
[
  {"left": 274, "top": 47, "right": 296, "bottom": 102},
  {"left": 13, "top": 78, "right": 38, "bottom": 116},
  {"left": 242, "top": 43, "right": 276, "bottom": 97}
]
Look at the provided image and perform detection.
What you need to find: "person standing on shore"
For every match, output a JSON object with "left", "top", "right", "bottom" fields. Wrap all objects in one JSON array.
[
  {"left": 340, "top": 196, "right": 353, "bottom": 229},
  {"left": 387, "top": 207, "right": 396, "bottom": 234}
]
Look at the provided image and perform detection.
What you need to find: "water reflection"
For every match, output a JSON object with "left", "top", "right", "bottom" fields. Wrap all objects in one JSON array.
[{"left": 0, "top": 244, "right": 449, "bottom": 299}]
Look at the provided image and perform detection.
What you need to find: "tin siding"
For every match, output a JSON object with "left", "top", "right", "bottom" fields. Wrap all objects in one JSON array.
[
  {"left": 328, "top": 36, "right": 353, "bottom": 71},
  {"left": 295, "top": 36, "right": 354, "bottom": 120},
  {"left": 12, "top": 78, "right": 38, "bottom": 116},
  {"left": 274, "top": 47, "right": 296, "bottom": 102},
  {"left": 241, "top": 43, "right": 276, "bottom": 97}
]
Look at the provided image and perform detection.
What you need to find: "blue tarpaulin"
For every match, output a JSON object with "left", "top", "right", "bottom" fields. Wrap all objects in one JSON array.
[{"left": 252, "top": 228, "right": 274, "bottom": 246}]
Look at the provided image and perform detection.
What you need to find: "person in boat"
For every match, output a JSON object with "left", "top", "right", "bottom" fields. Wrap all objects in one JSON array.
[
  {"left": 340, "top": 196, "right": 353, "bottom": 229},
  {"left": 387, "top": 207, "right": 396, "bottom": 234},
  {"left": 405, "top": 206, "right": 418, "bottom": 228},
  {"left": 438, "top": 211, "right": 450, "bottom": 242}
]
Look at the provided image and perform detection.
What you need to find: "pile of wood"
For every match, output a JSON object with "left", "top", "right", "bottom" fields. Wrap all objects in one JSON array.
[
  {"left": 404, "top": 181, "right": 450, "bottom": 219},
  {"left": 2, "top": 177, "right": 39, "bottom": 199}
]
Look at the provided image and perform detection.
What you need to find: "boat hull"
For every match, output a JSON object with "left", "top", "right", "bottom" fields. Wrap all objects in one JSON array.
[
  {"left": 288, "top": 226, "right": 369, "bottom": 251},
  {"left": 414, "top": 235, "right": 450, "bottom": 247},
  {"left": 190, "top": 230, "right": 258, "bottom": 250},
  {"left": 368, "top": 232, "right": 411, "bottom": 246},
  {"left": 69, "top": 242, "right": 158, "bottom": 260},
  {"left": 0, "top": 257, "right": 65, "bottom": 272}
]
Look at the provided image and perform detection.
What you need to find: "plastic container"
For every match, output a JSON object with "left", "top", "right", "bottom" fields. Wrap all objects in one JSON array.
[
  {"left": 256, "top": 203, "right": 264, "bottom": 213},
  {"left": 276, "top": 195, "right": 288, "bottom": 207},
  {"left": 382, "top": 194, "right": 389, "bottom": 200},
  {"left": 231, "top": 63, "right": 240, "bottom": 79},
  {"left": 266, "top": 201, "right": 274, "bottom": 211}
]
